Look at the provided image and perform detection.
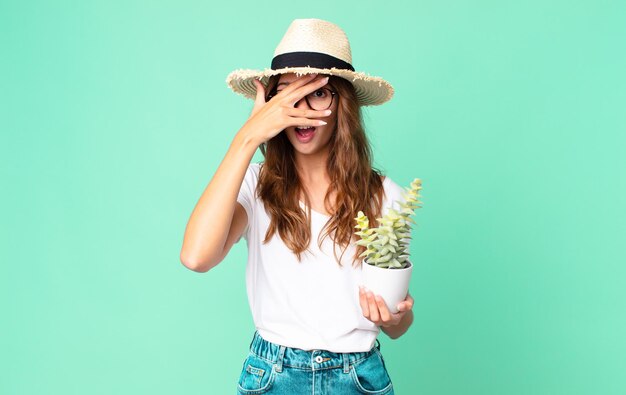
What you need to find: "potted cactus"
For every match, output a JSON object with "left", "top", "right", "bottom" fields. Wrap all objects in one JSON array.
[{"left": 354, "top": 178, "right": 423, "bottom": 313}]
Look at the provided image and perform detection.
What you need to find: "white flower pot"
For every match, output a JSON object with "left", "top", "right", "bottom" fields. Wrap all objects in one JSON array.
[{"left": 361, "top": 259, "right": 413, "bottom": 313}]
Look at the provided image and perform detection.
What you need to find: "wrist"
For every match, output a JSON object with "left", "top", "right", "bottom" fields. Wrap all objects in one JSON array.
[{"left": 235, "top": 126, "right": 262, "bottom": 150}]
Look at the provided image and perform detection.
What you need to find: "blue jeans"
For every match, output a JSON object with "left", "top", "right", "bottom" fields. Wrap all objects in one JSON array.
[{"left": 236, "top": 330, "right": 394, "bottom": 394}]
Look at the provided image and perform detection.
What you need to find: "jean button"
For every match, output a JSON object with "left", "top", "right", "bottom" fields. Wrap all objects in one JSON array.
[{"left": 315, "top": 356, "right": 323, "bottom": 363}]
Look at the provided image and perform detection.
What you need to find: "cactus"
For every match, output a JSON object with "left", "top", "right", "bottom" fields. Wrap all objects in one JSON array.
[{"left": 354, "top": 178, "right": 423, "bottom": 269}]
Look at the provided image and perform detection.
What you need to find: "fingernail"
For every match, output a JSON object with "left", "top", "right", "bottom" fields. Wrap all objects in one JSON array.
[
  {"left": 319, "top": 120, "right": 327, "bottom": 125},
  {"left": 323, "top": 76, "right": 329, "bottom": 82},
  {"left": 324, "top": 110, "right": 332, "bottom": 115}
]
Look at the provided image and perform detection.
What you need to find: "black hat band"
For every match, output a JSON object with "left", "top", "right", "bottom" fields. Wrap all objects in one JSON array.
[{"left": 271, "top": 52, "right": 355, "bottom": 72}]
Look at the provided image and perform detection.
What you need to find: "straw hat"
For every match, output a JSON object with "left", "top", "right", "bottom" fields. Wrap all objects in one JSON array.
[{"left": 225, "top": 18, "right": 394, "bottom": 106}]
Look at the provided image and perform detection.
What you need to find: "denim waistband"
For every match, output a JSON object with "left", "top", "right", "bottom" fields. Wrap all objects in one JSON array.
[{"left": 248, "top": 330, "right": 381, "bottom": 373}]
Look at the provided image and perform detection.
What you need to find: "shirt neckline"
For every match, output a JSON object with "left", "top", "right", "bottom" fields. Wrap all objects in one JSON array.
[{"left": 298, "top": 200, "right": 332, "bottom": 218}]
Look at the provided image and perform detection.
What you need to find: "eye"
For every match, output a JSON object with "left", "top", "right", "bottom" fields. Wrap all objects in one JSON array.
[{"left": 312, "top": 89, "right": 328, "bottom": 98}]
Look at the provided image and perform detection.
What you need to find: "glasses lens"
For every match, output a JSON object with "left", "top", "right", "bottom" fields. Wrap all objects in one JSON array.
[{"left": 307, "top": 88, "right": 334, "bottom": 110}]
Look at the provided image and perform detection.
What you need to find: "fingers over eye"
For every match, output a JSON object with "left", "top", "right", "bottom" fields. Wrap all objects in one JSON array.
[
  {"left": 291, "top": 76, "right": 329, "bottom": 101},
  {"left": 283, "top": 73, "right": 319, "bottom": 93}
]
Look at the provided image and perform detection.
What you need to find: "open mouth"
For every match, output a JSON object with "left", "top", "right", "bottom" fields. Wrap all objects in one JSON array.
[
  {"left": 295, "top": 126, "right": 316, "bottom": 134},
  {"left": 295, "top": 126, "right": 316, "bottom": 142}
]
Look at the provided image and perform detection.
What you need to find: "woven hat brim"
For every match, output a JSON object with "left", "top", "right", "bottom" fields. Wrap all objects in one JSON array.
[{"left": 226, "top": 66, "right": 394, "bottom": 106}]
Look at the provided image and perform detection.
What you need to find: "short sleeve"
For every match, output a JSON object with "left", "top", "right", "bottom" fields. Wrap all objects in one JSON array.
[
  {"left": 235, "top": 163, "right": 260, "bottom": 243},
  {"left": 383, "top": 177, "right": 407, "bottom": 214}
]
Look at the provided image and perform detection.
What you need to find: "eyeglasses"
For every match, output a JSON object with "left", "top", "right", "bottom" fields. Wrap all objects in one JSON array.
[{"left": 267, "top": 87, "right": 338, "bottom": 111}]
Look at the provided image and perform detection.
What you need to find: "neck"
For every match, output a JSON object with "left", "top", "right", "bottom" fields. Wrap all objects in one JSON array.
[{"left": 294, "top": 150, "right": 330, "bottom": 184}]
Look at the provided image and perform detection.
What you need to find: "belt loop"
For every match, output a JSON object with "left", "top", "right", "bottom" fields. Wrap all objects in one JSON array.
[
  {"left": 342, "top": 353, "right": 350, "bottom": 374},
  {"left": 275, "top": 345, "right": 286, "bottom": 373}
]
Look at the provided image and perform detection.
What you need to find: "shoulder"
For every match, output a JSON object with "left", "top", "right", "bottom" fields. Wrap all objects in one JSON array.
[
  {"left": 240, "top": 162, "right": 263, "bottom": 194},
  {"left": 246, "top": 162, "right": 263, "bottom": 179},
  {"left": 381, "top": 174, "right": 406, "bottom": 206}
]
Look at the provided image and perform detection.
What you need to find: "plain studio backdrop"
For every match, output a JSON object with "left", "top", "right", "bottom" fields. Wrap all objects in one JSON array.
[{"left": 1, "top": 1, "right": 625, "bottom": 394}]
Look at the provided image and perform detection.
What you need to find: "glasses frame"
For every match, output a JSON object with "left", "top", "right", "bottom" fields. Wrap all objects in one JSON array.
[{"left": 267, "top": 87, "right": 338, "bottom": 111}]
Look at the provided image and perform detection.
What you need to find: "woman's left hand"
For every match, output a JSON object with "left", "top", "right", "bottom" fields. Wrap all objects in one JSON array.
[{"left": 359, "top": 286, "right": 414, "bottom": 327}]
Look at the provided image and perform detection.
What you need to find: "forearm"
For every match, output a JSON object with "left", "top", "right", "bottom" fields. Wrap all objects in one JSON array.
[
  {"left": 180, "top": 129, "right": 259, "bottom": 271},
  {"left": 381, "top": 310, "right": 413, "bottom": 339}
]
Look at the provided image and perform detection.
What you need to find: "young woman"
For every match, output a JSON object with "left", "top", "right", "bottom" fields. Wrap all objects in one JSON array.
[{"left": 181, "top": 18, "right": 414, "bottom": 395}]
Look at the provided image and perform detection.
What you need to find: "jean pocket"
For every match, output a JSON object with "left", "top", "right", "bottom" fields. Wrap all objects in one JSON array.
[
  {"left": 350, "top": 352, "right": 394, "bottom": 394},
  {"left": 237, "top": 352, "right": 276, "bottom": 395}
]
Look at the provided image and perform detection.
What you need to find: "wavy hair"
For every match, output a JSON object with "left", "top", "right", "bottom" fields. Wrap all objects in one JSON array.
[{"left": 256, "top": 74, "right": 385, "bottom": 267}]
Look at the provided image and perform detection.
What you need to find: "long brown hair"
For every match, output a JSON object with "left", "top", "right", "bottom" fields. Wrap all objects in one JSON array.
[{"left": 257, "top": 74, "right": 385, "bottom": 267}]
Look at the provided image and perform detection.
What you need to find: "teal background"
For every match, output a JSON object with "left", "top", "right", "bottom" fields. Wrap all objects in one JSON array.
[{"left": 2, "top": 0, "right": 625, "bottom": 394}]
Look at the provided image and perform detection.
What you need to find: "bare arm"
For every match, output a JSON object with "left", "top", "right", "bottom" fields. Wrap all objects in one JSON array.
[
  {"left": 179, "top": 130, "right": 258, "bottom": 272},
  {"left": 180, "top": 73, "right": 332, "bottom": 272}
]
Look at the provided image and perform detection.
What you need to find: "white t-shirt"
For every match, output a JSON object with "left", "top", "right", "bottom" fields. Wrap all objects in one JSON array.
[{"left": 236, "top": 162, "right": 410, "bottom": 352}]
